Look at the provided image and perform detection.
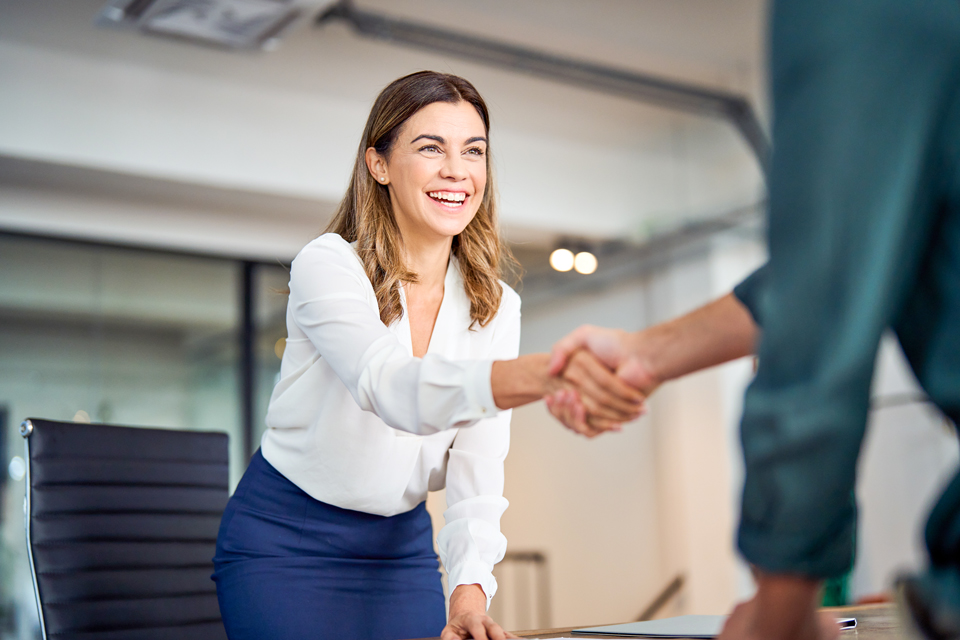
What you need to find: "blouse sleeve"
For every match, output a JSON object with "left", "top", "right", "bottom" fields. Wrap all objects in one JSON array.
[
  {"left": 436, "top": 286, "right": 520, "bottom": 608},
  {"left": 287, "top": 234, "right": 499, "bottom": 435}
]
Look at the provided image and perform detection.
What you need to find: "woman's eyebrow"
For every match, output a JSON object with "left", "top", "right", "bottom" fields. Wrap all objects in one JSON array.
[
  {"left": 411, "top": 134, "right": 444, "bottom": 144},
  {"left": 410, "top": 134, "right": 488, "bottom": 145}
]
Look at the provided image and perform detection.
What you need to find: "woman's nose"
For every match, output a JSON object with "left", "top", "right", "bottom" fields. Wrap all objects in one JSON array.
[{"left": 439, "top": 154, "right": 469, "bottom": 181}]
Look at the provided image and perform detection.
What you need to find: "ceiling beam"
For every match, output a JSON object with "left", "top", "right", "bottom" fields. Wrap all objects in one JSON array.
[{"left": 316, "top": 0, "right": 770, "bottom": 173}]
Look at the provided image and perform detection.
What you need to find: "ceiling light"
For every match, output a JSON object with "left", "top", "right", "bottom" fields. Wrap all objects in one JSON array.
[
  {"left": 549, "top": 248, "right": 574, "bottom": 272},
  {"left": 574, "top": 251, "right": 598, "bottom": 275},
  {"left": 95, "top": 0, "right": 326, "bottom": 50}
]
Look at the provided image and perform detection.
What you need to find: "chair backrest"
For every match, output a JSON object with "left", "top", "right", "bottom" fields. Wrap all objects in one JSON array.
[{"left": 20, "top": 417, "right": 229, "bottom": 640}]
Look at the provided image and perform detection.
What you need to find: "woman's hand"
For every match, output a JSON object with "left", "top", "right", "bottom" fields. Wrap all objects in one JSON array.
[
  {"left": 441, "top": 584, "right": 517, "bottom": 640},
  {"left": 441, "top": 611, "right": 516, "bottom": 640},
  {"left": 546, "top": 349, "right": 647, "bottom": 437},
  {"left": 490, "top": 352, "right": 645, "bottom": 437}
]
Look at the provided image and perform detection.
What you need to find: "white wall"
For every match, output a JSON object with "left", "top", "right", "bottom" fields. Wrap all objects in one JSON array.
[
  {"left": 644, "top": 252, "right": 743, "bottom": 617},
  {"left": 503, "top": 277, "right": 661, "bottom": 628}
]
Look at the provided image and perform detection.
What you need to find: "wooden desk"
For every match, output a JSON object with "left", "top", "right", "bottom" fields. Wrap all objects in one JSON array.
[{"left": 413, "top": 604, "right": 905, "bottom": 640}]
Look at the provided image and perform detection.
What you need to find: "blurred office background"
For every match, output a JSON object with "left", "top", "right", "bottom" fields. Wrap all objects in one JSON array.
[{"left": 0, "top": 1, "right": 956, "bottom": 637}]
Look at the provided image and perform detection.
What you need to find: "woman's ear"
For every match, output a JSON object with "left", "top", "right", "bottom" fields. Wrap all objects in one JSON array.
[{"left": 365, "top": 147, "right": 389, "bottom": 185}]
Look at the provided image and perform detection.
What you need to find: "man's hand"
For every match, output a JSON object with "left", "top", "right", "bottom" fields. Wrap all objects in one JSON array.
[
  {"left": 441, "top": 584, "right": 517, "bottom": 640},
  {"left": 548, "top": 325, "right": 660, "bottom": 394},
  {"left": 718, "top": 572, "right": 840, "bottom": 640}
]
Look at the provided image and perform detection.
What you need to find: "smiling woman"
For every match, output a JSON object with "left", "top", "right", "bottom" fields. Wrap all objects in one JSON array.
[
  {"left": 332, "top": 72, "right": 505, "bottom": 332},
  {"left": 211, "top": 71, "right": 645, "bottom": 640},
  {"left": 366, "top": 102, "right": 488, "bottom": 267}
]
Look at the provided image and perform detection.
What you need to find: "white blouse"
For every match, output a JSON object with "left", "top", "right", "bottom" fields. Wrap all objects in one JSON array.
[{"left": 261, "top": 233, "right": 520, "bottom": 605}]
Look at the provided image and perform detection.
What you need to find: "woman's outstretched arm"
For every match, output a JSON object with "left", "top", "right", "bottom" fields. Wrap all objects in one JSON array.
[{"left": 285, "top": 234, "right": 646, "bottom": 436}]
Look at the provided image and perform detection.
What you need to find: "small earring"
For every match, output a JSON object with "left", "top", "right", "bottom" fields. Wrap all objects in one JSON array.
[{"left": 379, "top": 176, "right": 387, "bottom": 183}]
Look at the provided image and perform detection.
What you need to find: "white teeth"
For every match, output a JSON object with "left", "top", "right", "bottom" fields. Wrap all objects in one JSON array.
[{"left": 428, "top": 191, "right": 466, "bottom": 203}]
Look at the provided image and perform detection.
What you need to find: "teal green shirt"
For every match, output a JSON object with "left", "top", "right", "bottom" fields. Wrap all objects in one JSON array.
[{"left": 734, "top": 0, "right": 960, "bottom": 578}]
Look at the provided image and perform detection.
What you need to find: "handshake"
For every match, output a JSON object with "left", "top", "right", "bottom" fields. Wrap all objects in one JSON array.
[
  {"left": 542, "top": 325, "right": 659, "bottom": 438},
  {"left": 500, "top": 292, "right": 758, "bottom": 438}
]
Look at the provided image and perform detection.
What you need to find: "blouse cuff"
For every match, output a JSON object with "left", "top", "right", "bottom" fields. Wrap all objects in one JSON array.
[
  {"left": 465, "top": 359, "right": 497, "bottom": 419},
  {"left": 415, "top": 357, "right": 499, "bottom": 433},
  {"left": 447, "top": 561, "right": 499, "bottom": 610},
  {"left": 437, "top": 499, "right": 508, "bottom": 611}
]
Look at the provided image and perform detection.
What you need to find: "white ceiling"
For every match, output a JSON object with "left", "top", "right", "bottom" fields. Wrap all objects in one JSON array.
[
  {"left": 0, "top": 0, "right": 768, "bottom": 258},
  {"left": 0, "top": 0, "right": 767, "bottom": 99}
]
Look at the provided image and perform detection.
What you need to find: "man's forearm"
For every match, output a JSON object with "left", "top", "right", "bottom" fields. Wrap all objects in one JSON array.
[{"left": 640, "top": 292, "right": 758, "bottom": 384}]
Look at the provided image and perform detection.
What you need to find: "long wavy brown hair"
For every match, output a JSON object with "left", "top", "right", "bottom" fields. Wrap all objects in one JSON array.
[{"left": 325, "top": 70, "right": 518, "bottom": 329}]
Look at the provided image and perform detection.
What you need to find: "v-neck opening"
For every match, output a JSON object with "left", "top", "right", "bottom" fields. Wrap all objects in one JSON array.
[{"left": 399, "top": 257, "right": 455, "bottom": 358}]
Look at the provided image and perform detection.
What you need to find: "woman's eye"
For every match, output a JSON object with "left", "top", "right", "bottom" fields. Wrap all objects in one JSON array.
[
  {"left": 419, "top": 145, "right": 441, "bottom": 153},
  {"left": 466, "top": 147, "right": 486, "bottom": 156}
]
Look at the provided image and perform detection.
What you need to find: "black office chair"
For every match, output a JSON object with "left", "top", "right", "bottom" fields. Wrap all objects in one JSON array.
[{"left": 20, "top": 417, "right": 230, "bottom": 640}]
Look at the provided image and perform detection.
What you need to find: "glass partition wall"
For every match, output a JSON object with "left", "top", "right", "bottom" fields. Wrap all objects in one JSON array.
[{"left": 0, "top": 233, "right": 288, "bottom": 639}]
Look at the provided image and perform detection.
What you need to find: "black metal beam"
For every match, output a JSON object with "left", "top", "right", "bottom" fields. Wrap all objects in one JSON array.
[
  {"left": 316, "top": 0, "right": 770, "bottom": 172},
  {"left": 240, "top": 261, "right": 256, "bottom": 464}
]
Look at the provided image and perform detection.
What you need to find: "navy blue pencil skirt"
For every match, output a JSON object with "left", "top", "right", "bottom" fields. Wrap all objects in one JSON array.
[{"left": 213, "top": 450, "right": 446, "bottom": 640}]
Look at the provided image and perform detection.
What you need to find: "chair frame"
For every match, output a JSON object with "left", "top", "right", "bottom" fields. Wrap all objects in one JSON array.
[{"left": 20, "top": 418, "right": 48, "bottom": 640}]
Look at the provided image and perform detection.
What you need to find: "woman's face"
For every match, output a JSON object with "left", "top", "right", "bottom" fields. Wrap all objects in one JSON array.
[{"left": 368, "top": 101, "right": 488, "bottom": 245}]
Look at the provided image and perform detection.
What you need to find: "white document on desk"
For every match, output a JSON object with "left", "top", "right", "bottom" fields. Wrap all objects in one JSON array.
[{"left": 569, "top": 614, "right": 856, "bottom": 637}]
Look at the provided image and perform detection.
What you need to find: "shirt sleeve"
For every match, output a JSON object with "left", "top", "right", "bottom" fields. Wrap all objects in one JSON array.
[
  {"left": 287, "top": 234, "right": 499, "bottom": 436},
  {"left": 732, "top": 263, "right": 768, "bottom": 328},
  {"left": 436, "top": 286, "right": 520, "bottom": 609}
]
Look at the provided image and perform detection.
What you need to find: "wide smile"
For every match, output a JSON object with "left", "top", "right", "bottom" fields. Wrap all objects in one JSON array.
[{"left": 426, "top": 190, "right": 469, "bottom": 209}]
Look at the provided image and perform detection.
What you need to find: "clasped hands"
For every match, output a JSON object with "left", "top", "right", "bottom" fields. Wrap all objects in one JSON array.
[{"left": 544, "top": 325, "right": 658, "bottom": 437}]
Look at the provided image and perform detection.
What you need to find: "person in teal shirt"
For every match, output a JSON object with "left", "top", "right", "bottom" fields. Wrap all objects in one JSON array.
[{"left": 547, "top": 0, "right": 960, "bottom": 638}]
